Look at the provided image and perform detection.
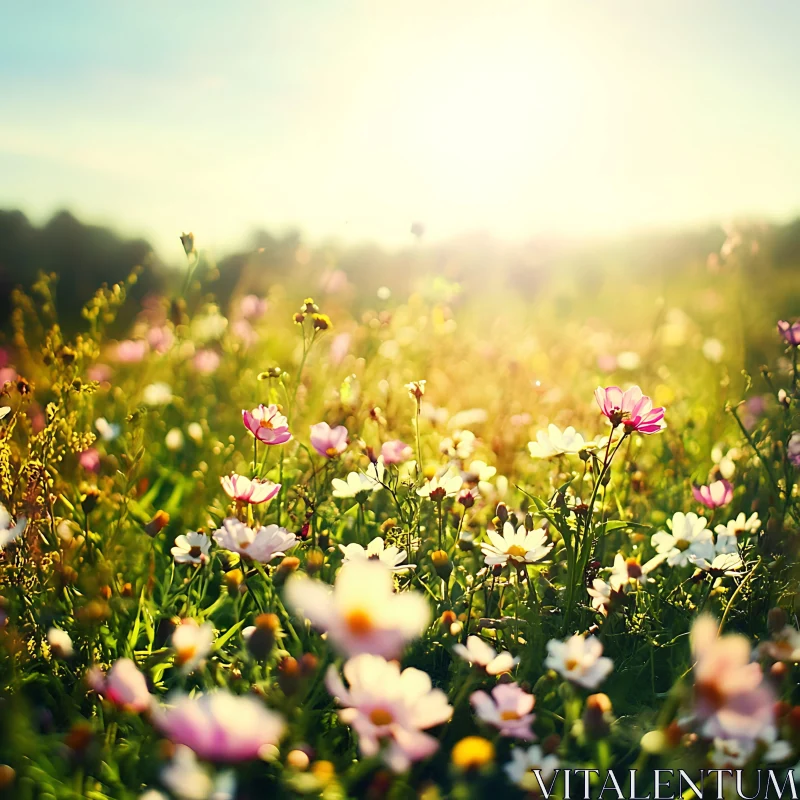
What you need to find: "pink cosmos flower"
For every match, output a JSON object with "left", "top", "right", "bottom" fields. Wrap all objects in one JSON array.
[
  {"left": 381, "top": 440, "right": 413, "bottom": 466},
  {"left": 310, "top": 422, "right": 348, "bottom": 458},
  {"left": 777, "top": 320, "right": 800, "bottom": 346},
  {"left": 242, "top": 404, "right": 292, "bottom": 445},
  {"left": 79, "top": 448, "right": 101, "bottom": 473},
  {"left": 470, "top": 683, "right": 536, "bottom": 740},
  {"left": 114, "top": 339, "right": 148, "bottom": 363},
  {"left": 193, "top": 349, "right": 221, "bottom": 375},
  {"left": 594, "top": 386, "right": 666, "bottom": 435},
  {"left": 231, "top": 319, "right": 257, "bottom": 347},
  {"left": 220, "top": 474, "right": 280, "bottom": 505},
  {"left": 154, "top": 690, "right": 285, "bottom": 762},
  {"left": 325, "top": 653, "right": 452, "bottom": 773},
  {"left": 147, "top": 325, "right": 174, "bottom": 354},
  {"left": 692, "top": 479, "right": 733, "bottom": 509},
  {"left": 87, "top": 363, "right": 113, "bottom": 383},
  {"left": 329, "top": 332, "right": 352, "bottom": 366},
  {"left": 691, "top": 615, "right": 775, "bottom": 741},
  {"left": 104, "top": 658, "right": 152, "bottom": 713},
  {"left": 239, "top": 294, "right": 268, "bottom": 320},
  {"left": 285, "top": 560, "right": 429, "bottom": 659}
]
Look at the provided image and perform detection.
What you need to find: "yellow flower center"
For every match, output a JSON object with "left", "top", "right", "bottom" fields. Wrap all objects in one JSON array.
[
  {"left": 676, "top": 540, "right": 690, "bottom": 552},
  {"left": 369, "top": 708, "right": 394, "bottom": 726},
  {"left": 506, "top": 544, "right": 527, "bottom": 559},
  {"left": 345, "top": 609, "right": 374, "bottom": 636},
  {"left": 326, "top": 447, "right": 340, "bottom": 457},
  {"left": 176, "top": 645, "right": 196, "bottom": 665},
  {"left": 259, "top": 418, "right": 274, "bottom": 429},
  {"left": 500, "top": 710, "right": 521, "bottom": 721},
  {"left": 565, "top": 658, "right": 580, "bottom": 671}
]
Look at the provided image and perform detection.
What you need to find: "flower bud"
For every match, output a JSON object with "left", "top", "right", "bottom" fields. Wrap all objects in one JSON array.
[
  {"left": 582, "top": 693, "right": 613, "bottom": 739},
  {"left": 247, "top": 613, "right": 281, "bottom": 660},
  {"left": 451, "top": 736, "right": 495, "bottom": 772},
  {"left": 81, "top": 487, "right": 100, "bottom": 515},
  {"left": 305, "top": 549, "right": 325, "bottom": 575},
  {"left": 440, "top": 610, "right": 457, "bottom": 626},
  {"left": 495, "top": 503, "right": 509, "bottom": 524},
  {"left": 430, "top": 549, "right": 452, "bottom": 579},
  {"left": 144, "top": 510, "right": 169, "bottom": 537},
  {"left": 274, "top": 556, "right": 301, "bottom": 585},
  {"left": 768, "top": 607, "right": 788, "bottom": 634},
  {"left": 224, "top": 569, "right": 245, "bottom": 595}
]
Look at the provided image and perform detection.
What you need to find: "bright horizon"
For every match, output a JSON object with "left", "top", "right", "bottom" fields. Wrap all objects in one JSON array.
[{"left": 3, "top": 1, "right": 800, "bottom": 261}]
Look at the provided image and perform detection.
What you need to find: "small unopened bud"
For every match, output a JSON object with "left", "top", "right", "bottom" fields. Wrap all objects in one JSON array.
[
  {"left": 440, "top": 610, "right": 457, "bottom": 626},
  {"left": 524, "top": 513, "right": 534, "bottom": 532},
  {"left": 274, "top": 556, "right": 301, "bottom": 585},
  {"left": 583, "top": 693, "right": 613, "bottom": 739},
  {"left": 318, "top": 531, "right": 330, "bottom": 550},
  {"left": 247, "top": 613, "right": 281, "bottom": 660},
  {"left": 495, "top": 503, "right": 509, "bottom": 524},
  {"left": 778, "top": 389, "right": 789, "bottom": 407},
  {"left": 458, "top": 531, "right": 475, "bottom": 551},
  {"left": 81, "top": 487, "right": 100, "bottom": 515},
  {"left": 180, "top": 232, "right": 195, "bottom": 256},
  {"left": 430, "top": 549, "right": 452, "bottom": 578},
  {"left": 768, "top": 607, "right": 788, "bottom": 634},
  {"left": 305, "top": 549, "right": 325, "bottom": 575},
  {"left": 144, "top": 510, "right": 169, "bottom": 537},
  {"left": 224, "top": 569, "right": 244, "bottom": 595},
  {"left": 278, "top": 656, "right": 302, "bottom": 695},
  {"left": 287, "top": 749, "right": 310, "bottom": 771}
]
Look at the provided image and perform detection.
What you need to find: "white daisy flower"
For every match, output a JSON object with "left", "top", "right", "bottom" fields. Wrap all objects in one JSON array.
[
  {"left": 47, "top": 628, "right": 74, "bottom": 659},
  {"left": 417, "top": 467, "right": 463, "bottom": 500},
  {"left": 0, "top": 503, "right": 26, "bottom": 550},
  {"left": 688, "top": 551, "right": 744, "bottom": 577},
  {"left": 545, "top": 634, "right": 613, "bottom": 689},
  {"left": 480, "top": 521, "right": 553, "bottom": 568},
  {"left": 452, "top": 635, "right": 518, "bottom": 675},
  {"left": 528, "top": 424, "right": 591, "bottom": 459},
  {"left": 171, "top": 531, "right": 212, "bottom": 565},
  {"left": 647, "top": 512, "right": 714, "bottom": 569},
  {"left": 171, "top": 619, "right": 215, "bottom": 674},
  {"left": 339, "top": 536, "right": 412, "bottom": 572},
  {"left": 504, "top": 745, "right": 561, "bottom": 792},
  {"left": 332, "top": 459, "right": 385, "bottom": 500},
  {"left": 608, "top": 553, "right": 654, "bottom": 591}
]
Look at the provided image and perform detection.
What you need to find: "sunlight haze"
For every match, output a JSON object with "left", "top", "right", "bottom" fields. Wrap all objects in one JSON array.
[{"left": 2, "top": 1, "right": 800, "bottom": 259}]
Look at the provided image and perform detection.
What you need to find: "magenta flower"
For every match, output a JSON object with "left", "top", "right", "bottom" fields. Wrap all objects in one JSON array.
[
  {"left": 79, "top": 448, "right": 101, "bottom": 473},
  {"left": 691, "top": 615, "right": 775, "bottom": 741},
  {"left": 104, "top": 658, "right": 152, "bottom": 713},
  {"left": 381, "top": 439, "right": 413, "bottom": 466},
  {"left": 594, "top": 385, "right": 666, "bottom": 434},
  {"left": 242, "top": 404, "right": 292, "bottom": 445},
  {"left": 470, "top": 683, "right": 536, "bottom": 740},
  {"left": 692, "top": 479, "right": 733, "bottom": 509},
  {"left": 154, "top": 690, "right": 285, "bottom": 762},
  {"left": 310, "top": 422, "right": 348, "bottom": 458},
  {"left": 220, "top": 474, "right": 281, "bottom": 505},
  {"left": 114, "top": 339, "right": 148, "bottom": 364},
  {"left": 193, "top": 349, "right": 221, "bottom": 375},
  {"left": 239, "top": 294, "right": 268, "bottom": 320},
  {"left": 777, "top": 320, "right": 800, "bottom": 346}
]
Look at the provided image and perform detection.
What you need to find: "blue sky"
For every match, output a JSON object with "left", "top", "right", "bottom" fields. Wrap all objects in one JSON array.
[{"left": 2, "top": 1, "right": 800, "bottom": 260}]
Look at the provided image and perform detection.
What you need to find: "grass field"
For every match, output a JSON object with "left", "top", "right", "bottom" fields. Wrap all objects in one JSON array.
[{"left": 0, "top": 226, "right": 799, "bottom": 799}]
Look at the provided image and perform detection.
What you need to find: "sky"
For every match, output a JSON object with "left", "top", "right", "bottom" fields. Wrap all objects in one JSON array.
[{"left": 2, "top": 1, "right": 800, "bottom": 261}]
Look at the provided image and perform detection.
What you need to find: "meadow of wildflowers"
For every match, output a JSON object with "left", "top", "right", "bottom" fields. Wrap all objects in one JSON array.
[{"left": 0, "top": 230, "right": 799, "bottom": 800}]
